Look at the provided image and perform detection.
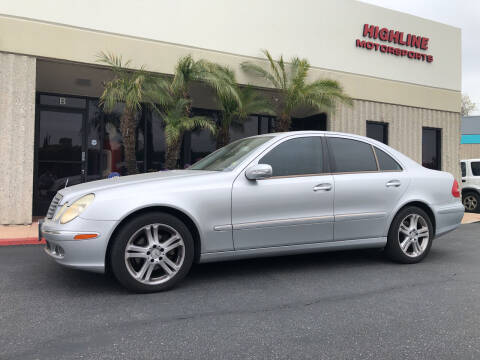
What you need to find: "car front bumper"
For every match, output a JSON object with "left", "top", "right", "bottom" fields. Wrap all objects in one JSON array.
[{"left": 41, "top": 217, "right": 118, "bottom": 273}]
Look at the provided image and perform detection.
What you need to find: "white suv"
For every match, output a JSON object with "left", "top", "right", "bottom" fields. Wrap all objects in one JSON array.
[{"left": 461, "top": 159, "right": 480, "bottom": 212}]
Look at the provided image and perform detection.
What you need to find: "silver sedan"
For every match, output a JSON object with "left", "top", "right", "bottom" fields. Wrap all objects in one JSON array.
[{"left": 41, "top": 131, "right": 464, "bottom": 292}]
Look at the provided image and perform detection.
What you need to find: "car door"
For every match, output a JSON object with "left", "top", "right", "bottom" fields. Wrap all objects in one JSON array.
[
  {"left": 326, "top": 136, "right": 409, "bottom": 241},
  {"left": 231, "top": 135, "right": 334, "bottom": 250}
]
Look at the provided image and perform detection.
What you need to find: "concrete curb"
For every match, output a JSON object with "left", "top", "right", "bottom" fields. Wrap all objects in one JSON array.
[{"left": 0, "top": 238, "right": 45, "bottom": 246}]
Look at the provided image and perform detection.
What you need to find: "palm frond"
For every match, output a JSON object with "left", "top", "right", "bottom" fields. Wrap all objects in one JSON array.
[
  {"left": 236, "top": 86, "right": 275, "bottom": 118},
  {"left": 240, "top": 62, "right": 281, "bottom": 89},
  {"left": 179, "top": 116, "right": 217, "bottom": 135},
  {"left": 262, "top": 49, "right": 284, "bottom": 89}
]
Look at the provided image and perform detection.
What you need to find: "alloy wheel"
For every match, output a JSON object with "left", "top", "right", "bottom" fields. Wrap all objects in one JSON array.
[
  {"left": 124, "top": 223, "right": 185, "bottom": 285},
  {"left": 398, "top": 214, "right": 430, "bottom": 258},
  {"left": 463, "top": 195, "right": 478, "bottom": 211}
]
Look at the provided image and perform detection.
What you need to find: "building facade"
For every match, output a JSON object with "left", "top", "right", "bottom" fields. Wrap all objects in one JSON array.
[
  {"left": 0, "top": 0, "right": 462, "bottom": 224},
  {"left": 460, "top": 116, "right": 480, "bottom": 160}
]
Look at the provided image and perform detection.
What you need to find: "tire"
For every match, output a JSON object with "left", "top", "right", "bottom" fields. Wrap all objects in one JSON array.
[
  {"left": 110, "top": 212, "right": 194, "bottom": 293},
  {"left": 384, "top": 206, "right": 433, "bottom": 264},
  {"left": 462, "top": 191, "right": 479, "bottom": 213}
]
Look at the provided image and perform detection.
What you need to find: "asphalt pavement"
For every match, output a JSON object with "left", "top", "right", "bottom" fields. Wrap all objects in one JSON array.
[{"left": 1, "top": 224, "right": 480, "bottom": 360}]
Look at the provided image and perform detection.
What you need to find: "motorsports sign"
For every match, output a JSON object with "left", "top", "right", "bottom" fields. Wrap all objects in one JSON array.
[{"left": 356, "top": 24, "right": 433, "bottom": 63}]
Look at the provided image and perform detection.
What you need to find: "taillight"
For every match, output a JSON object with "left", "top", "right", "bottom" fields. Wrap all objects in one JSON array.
[{"left": 451, "top": 179, "right": 461, "bottom": 198}]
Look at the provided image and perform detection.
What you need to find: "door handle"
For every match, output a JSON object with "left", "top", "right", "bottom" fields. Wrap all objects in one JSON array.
[
  {"left": 313, "top": 183, "right": 332, "bottom": 192},
  {"left": 386, "top": 180, "right": 401, "bottom": 188},
  {"left": 462, "top": 179, "right": 466, "bottom": 183}
]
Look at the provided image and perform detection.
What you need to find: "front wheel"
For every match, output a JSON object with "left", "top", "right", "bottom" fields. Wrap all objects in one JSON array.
[
  {"left": 110, "top": 212, "right": 194, "bottom": 293},
  {"left": 385, "top": 206, "right": 433, "bottom": 264}
]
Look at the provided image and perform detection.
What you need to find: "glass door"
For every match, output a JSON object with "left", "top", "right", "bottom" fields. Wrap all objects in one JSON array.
[{"left": 34, "top": 108, "right": 86, "bottom": 215}]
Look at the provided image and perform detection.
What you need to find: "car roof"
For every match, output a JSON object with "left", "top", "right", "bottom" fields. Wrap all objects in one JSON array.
[{"left": 267, "top": 130, "right": 380, "bottom": 143}]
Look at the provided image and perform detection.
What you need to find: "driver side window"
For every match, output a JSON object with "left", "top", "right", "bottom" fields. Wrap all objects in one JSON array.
[{"left": 259, "top": 137, "right": 324, "bottom": 177}]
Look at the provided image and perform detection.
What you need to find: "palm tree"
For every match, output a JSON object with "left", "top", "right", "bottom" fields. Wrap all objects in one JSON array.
[
  {"left": 98, "top": 52, "right": 159, "bottom": 175},
  {"left": 161, "top": 97, "right": 216, "bottom": 169},
  {"left": 216, "top": 84, "right": 274, "bottom": 148},
  {"left": 155, "top": 55, "right": 239, "bottom": 169},
  {"left": 241, "top": 49, "right": 352, "bottom": 132}
]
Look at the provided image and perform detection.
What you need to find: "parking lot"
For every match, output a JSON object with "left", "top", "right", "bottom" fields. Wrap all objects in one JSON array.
[{"left": 1, "top": 223, "right": 480, "bottom": 360}]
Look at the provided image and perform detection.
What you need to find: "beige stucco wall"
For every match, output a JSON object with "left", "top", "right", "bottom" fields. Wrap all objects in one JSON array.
[
  {"left": 0, "top": 14, "right": 461, "bottom": 113},
  {"left": 0, "top": 0, "right": 461, "bottom": 91},
  {"left": 0, "top": 52, "right": 36, "bottom": 224},
  {"left": 330, "top": 100, "right": 461, "bottom": 179},
  {"left": 460, "top": 144, "right": 480, "bottom": 160}
]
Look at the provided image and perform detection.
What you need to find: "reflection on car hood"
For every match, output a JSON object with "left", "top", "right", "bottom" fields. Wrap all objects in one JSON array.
[{"left": 57, "top": 170, "right": 214, "bottom": 201}]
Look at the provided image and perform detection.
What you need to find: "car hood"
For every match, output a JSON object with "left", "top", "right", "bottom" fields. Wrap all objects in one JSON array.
[{"left": 57, "top": 170, "right": 215, "bottom": 203}]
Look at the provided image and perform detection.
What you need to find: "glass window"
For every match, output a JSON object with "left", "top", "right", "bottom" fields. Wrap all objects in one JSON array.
[
  {"left": 471, "top": 162, "right": 480, "bottom": 176},
  {"left": 259, "top": 116, "right": 271, "bottom": 134},
  {"left": 259, "top": 137, "right": 323, "bottom": 177},
  {"left": 366, "top": 121, "right": 388, "bottom": 144},
  {"left": 102, "top": 103, "right": 143, "bottom": 176},
  {"left": 230, "top": 116, "right": 259, "bottom": 142},
  {"left": 327, "top": 137, "right": 378, "bottom": 173},
  {"left": 189, "top": 109, "right": 218, "bottom": 167},
  {"left": 375, "top": 147, "right": 402, "bottom": 171},
  {"left": 146, "top": 111, "right": 166, "bottom": 171},
  {"left": 190, "top": 136, "right": 273, "bottom": 171},
  {"left": 461, "top": 162, "right": 466, "bottom": 177},
  {"left": 422, "top": 128, "right": 441, "bottom": 170}
]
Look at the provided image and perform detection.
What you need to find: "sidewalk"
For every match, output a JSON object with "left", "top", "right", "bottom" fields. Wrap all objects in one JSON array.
[
  {"left": 0, "top": 218, "right": 43, "bottom": 246},
  {"left": 1, "top": 213, "right": 479, "bottom": 246}
]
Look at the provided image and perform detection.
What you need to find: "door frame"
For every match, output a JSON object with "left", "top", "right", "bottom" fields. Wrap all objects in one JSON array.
[{"left": 33, "top": 92, "right": 90, "bottom": 215}]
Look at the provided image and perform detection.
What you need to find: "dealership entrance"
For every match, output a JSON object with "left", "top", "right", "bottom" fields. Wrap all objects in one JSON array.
[{"left": 34, "top": 94, "right": 99, "bottom": 215}]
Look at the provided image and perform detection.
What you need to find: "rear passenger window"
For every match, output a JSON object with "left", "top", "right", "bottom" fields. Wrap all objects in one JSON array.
[
  {"left": 327, "top": 137, "right": 378, "bottom": 173},
  {"left": 259, "top": 137, "right": 323, "bottom": 176},
  {"left": 472, "top": 162, "right": 480, "bottom": 176},
  {"left": 375, "top": 147, "right": 402, "bottom": 171}
]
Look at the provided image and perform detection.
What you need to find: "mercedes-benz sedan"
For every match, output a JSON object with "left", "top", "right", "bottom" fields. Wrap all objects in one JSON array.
[{"left": 41, "top": 131, "right": 464, "bottom": 292}]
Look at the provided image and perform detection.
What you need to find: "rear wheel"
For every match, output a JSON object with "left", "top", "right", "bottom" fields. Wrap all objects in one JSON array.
[
  {"left": 463, "top": 192, "right": 479, "bottom": 213},
  {"left": 385, "top": 206, "right": 433, "bottom": 264},
  {"left": 110, "top": 212, "right": 194, "bottom": 293}
]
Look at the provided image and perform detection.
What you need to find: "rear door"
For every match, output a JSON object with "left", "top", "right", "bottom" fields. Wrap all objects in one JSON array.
[
  {"left": 231, "top": 135, "right": 334, "bottom": 250},
  {"left": 326, "top": 136, "right": 409, "bottom": 241}
]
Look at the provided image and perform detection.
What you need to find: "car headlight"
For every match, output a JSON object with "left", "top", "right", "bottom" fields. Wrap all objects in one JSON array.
[{"left": 54, "top": 194, "right": 95, "bottom": 224}]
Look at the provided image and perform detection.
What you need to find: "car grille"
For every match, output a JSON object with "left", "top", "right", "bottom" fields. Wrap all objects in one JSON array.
[{"left": 46, "top": 193, "right": 63, "bottom": 219}]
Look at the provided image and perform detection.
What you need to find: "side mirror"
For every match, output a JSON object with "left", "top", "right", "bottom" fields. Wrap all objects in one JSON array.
[{"left": 245, "top": 164, "right": 273, "bottom": 180}]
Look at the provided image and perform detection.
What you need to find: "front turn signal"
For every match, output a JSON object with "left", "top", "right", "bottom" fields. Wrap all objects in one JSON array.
[{"left": 73, "top": 233, "right": 98, "bottom": 240}]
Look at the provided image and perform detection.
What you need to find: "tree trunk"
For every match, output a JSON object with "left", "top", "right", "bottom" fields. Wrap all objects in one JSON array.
[
  {"left": 216, "top": 123, "right": 230, "bottom": 149},
  {"left": 120, "top": 109, "right": 138, "bottom": 175},
  {"left": 165, "top": 136, "right": 182, "bottom": 169},
  {"left": 275, "top": 112, "right": 291, "bottom": 132}
]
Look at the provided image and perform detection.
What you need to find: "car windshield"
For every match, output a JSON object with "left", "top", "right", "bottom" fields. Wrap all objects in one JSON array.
[{"left": 189, "top": 136, "right": 274, "bottom": 171}]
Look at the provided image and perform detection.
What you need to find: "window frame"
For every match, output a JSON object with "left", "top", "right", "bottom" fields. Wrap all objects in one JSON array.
[
  {"left": 366, "top": 121, "right": 389, "bottom": 145},
  {"left": 325, "top": 136, "right": 403, "bottom": 175}
]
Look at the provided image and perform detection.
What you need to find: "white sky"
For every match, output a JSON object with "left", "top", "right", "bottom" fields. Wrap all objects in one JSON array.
[{"left": 360, "top": 0, "right": 480, "bottom": 115}]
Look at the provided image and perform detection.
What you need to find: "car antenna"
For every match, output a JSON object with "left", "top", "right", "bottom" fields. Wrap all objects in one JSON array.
[{"left": 65, "top": 178, "right": 69, "bottom": 188}]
